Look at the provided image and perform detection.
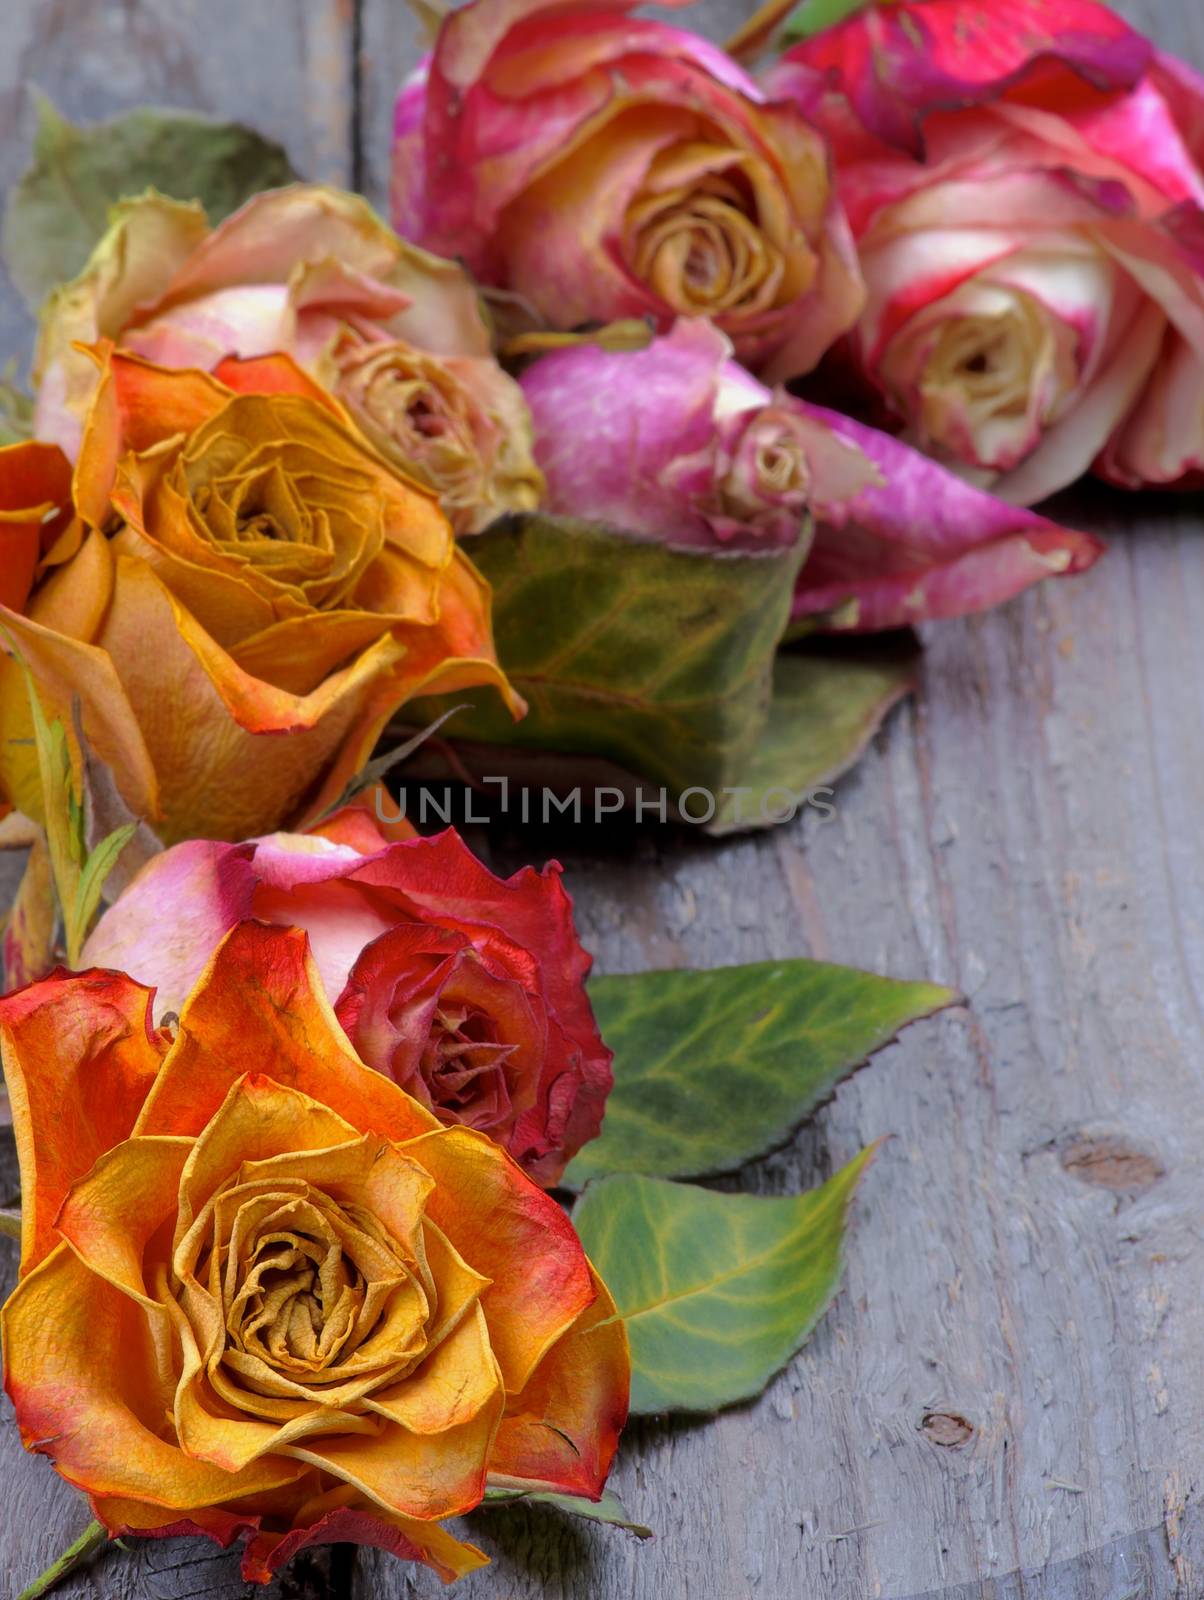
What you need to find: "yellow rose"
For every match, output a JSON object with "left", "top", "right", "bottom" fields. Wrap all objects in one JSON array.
[{"left": 0, "top": 346, "right": 517, "bottom": 843}]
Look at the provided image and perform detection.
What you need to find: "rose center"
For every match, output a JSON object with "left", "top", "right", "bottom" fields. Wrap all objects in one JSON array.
[
  {"left": 909, "top": 282, "right": 1080, "bottom": 470},
  {"left": 713, "top": 411, "right": 810, "bottom": 533},
  {"left": 420, "top": 1003, "right": 515, "bottom": 1124},
  {"left": 625, "top": 150, "right": 790, "bottom": 317}
]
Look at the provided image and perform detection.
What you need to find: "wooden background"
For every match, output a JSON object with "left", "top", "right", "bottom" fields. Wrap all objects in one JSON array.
[{"left": 1, "top": 1, "right": 1203, "bottom": 1596}]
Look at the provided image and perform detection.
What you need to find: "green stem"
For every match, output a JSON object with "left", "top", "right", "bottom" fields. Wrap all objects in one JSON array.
[
  {"left": 0, "top": 1207, "right": 20, "bottom": 1241},
  {"left": 17, "top": 1521, "right": 108, "bottom": 1600}
]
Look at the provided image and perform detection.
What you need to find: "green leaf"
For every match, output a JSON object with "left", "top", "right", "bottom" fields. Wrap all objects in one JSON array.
[
  {"left": 482, "top": 1487, "right": 653, "bottom": 1538},
  {"left": 784, "top": 0, "right": 872, "bottom": 42},
  {"left": 71, "top": 822, "right": 139, "bottom": 956},
  {"left": 575, "top": 1151, "right": 877, "bottom": 1414},
  {"left": 4, "top": 94, "right": 299, "bottom": 311},
  {"left": 709, "top": 642, "right": 918, "bottom": 834},
  {"left": 565, "top": 960, "right": 955, "bottom": 1186},
  {"left": 414, "top": 512, "right": 806, "bottom": 799},
  {"left": 0, "top": 1208, "right": 20, "bottom": 1242}
]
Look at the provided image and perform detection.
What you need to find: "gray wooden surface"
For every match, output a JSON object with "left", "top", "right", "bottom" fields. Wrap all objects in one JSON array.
[{"left": 2, "top": 1, "right": 1203, "bottom": 1596}]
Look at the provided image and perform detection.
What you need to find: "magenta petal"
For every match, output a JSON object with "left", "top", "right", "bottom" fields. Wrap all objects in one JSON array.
[
  {"left": 1149, "top": 51, "right": 1204, "bottom": 171},
  {"left": 521, "top": 320, "right": 733, "bottom": 544},
  {"left": 778, "top": 0, "right": 1152, "bottom": 156},
  {"left": 793, "top": 404, "right": 1104, "bottom": 631},
  {"left": 391, "top": 59, "right": 432, "bottom": 241}
]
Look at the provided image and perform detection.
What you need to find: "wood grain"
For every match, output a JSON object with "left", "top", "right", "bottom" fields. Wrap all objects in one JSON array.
[
  {"left": 4, "top": 0, "right": 1204, "bottom": 1596},
  {"left": 0, "top": 0, "right": 354, "bottom": 371}
]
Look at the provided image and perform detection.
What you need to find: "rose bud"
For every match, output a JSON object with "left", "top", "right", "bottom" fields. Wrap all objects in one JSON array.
[
  {"left": 768, "top": 0, "right": 1204, "bottom": 498},
  {"left": 34, "top": 185, "right": 542, "bottom": 533},
  {"left": 83, "top": 823, "right": 611, "bottom": 1189},
  {"left": 1, "top": 922, "right": 628, "bottom": 1584},
  {"left": 519, "top": 320, "right": 1102, "bottom": 629},
  {"left": 390, "top": 0, "right": 864, "bottom": 380},
  {"left": 0, "top": 346, "right": 517, "bottom": 845}
]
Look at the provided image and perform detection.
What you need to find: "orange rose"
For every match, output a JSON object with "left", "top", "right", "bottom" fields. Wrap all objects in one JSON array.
[
  {"left": 0, "top": 346, "right": 517, "bottom": 843},
  {"left": 33, "top": 186, "right": 544, "bottom": 536},
  {"left": 1, "top": 921, "right": 629, "bottom": 1584}
]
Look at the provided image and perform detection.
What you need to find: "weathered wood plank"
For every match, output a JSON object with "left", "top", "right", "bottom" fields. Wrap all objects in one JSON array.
[
  {"left": 354, "top": 521, "right": 1204, "bottom": 1600},
  {"left": 0, "top": 0, "right": 354, "bottom": 369},
  {"left": 350, "top": 2, "right": 1204, "bottom": 1597},
  {"left": 3, "top": 0, "right": 1204, "bottom": 1597}
]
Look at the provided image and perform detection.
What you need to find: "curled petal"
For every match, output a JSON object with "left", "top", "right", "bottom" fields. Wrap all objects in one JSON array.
[
  {"left": 88, "top": 1493, "right": 487, "bottom": 1588},
  {"left": 3, "top": 1245, "right": 308, "bottom": 1509},
  {"left": 490, "top": 1265, "right": 629, "bottom": 1499},
  {"left": 94, "top": 556, "right": 434, "bottom": 844},
  {"left": 791, "top": 403, "right": 1104, "bottom": 630},
  {"left": 0, "top": 441, "right": 74, "bottom": 612},
  {"left": 403, "top": 1125, "right": 595, "bottom": 1393},
  {"left": 0, "top": 968, "right": 165, "bottom": 1274},
  {"left": 0, "top": 602, "right": 159, "bottom": 831},
  {"left": 776, "top": 0, "right": 1152, "bottom": 156},
  {"left": 239, "top": 1504, "right": 488, "bottom": 1585},
  {"left": 134, "top": 921, "right": 440, "bottom": 1142},
  {"left": 56, "top": 1135, "right": 192, "bottom": 1307},
  {"left": 32, "top": 194, "right": 210, "bottom": 459}
]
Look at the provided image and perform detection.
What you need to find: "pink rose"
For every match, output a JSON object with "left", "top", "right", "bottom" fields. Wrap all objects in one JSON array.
[
  {"left": 390, "top": 0, "right": 863, "bottom": 379},
  {"left": 34, "top": 185, "right": 542, "bottom": 533},
  {"left": 770, "top": 0, "right": 1204, "bottom": 499},
  {"left": 520, "top": 320, "right": 1102, "bottom": 629},
  {"left": 82, "top": 824, "right": 611, "bottom": 1189}
]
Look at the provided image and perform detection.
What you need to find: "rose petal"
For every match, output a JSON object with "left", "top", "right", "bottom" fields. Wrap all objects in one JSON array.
[
  {"left": 0, "top": 441, "right": 73, "bottom": 612},
  {"left": 3, "top": 1243, "right": 308, "bottom": 1508},
  {"left": 95, "top": 556, "right": 414, "bottom": 843},
  {"left": 792, "top": 401, "right": 1104, "bottom": 629},
  {"left": 134, "top": 922, "right": 440, "bottom": 1142},
  {"left": 81, "top": 841, "right": 257, "bottom": 1022},
  {"left": 490, "top": 1264, "right": 629, "bottom": 1499},
  {"left": 285, "top": 1392, "right": 503, "bottom": 1521},
  {"left": 56, "top": 1135, "right": 192, "bottom": 1307},
  {"left": 0, "top": 599, "right": 160, "bottom": 831},
  {"left": 32, "top": 194, "right": 210, "bottom": 461},
  {"left": 778, "top": 0, "right": 1152, "bottom": 157},
  {"left": 240, "top": 1504, "right": 488, "bottom": 1584},
  {"left": 0, "top": 968, "right": 165, "bottom": 1273},
  {"left": 402, "top": 1124, "right": 594, "bottom": 1393}
]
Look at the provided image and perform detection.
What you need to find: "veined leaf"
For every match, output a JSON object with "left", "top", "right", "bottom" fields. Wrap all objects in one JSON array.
[
  {"left": 402, "top": 518, "right": 915, "bottom": 830},
  {"left": 482, "top": 1487, "right": 653, "bottom": 1538},
  {"left": 574, "top": 1152, "right": 877, "bottom": 1414},
  {"left": 565, "top": 961, "right": 955, "bottom": 1185},
  {"left": 709, "top": 643, "right": 917, "bottom": 834},
  {"left": 4, "top": 94, "right": 298, "bottom": 310},
  {"left": 414, "top": 512, "right": 806, "bottom": 799}
]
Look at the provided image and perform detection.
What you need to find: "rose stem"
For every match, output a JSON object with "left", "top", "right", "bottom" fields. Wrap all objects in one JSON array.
[{"left": 16, "top": 1521, "right": 108, "bottom": 1600}]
